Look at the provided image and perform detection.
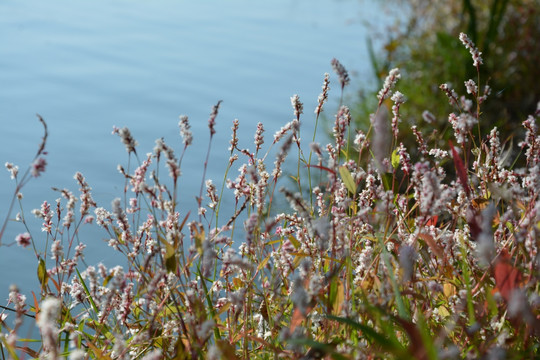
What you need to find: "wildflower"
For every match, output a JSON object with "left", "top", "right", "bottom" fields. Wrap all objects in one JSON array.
[
  {"left": 69, "top": 349, "right": 86, "bottom": 360},
  {"left": 428, "top": 148, "right": 449, "bottom": 159},
  {"left": 8, "top": 285, "right": 26, "bottom": 312},
  {"left": 399, "top": 244, "right": 417, "bottom": 282},
  {"left": 478, "top": 84, "right": 491, "bottom": 104},
  {"left": 273, "top": 121, "right": 294, "bottom": 143},
  {"left": 315, "top": 73, "right": 330, "bottom": 115},
  {"left": 254, "top": 122, "right": 264, "bottom": 152},
  {"left": 73, "top": 243, "right": 86, "bottom": 262},
  {"left": 5, "top": 162, "right": 18, "bottom": 179},
  {"left": 254, "top": 163, "right": 269, "bottom": 212},
  {"left": 74, "top": 172, "right": 96, "bottom": 215},
  {"left": 201, "top": 239, "right": 217, "bottom": 277},
  {"left": 196, "top": 320, "right": 215, "bottom": 340},
  {"left": 207, "top": 100, "right": 222, "bottom": 136},
  {"left": 244, "top": 213, "right": 259, "bottom": 250},
  {"left": 331, "top": 58, "right": 350, "bottom": 89},
  {"left": 371, "top": 107, "right": 391, "bottom": 171},
  {"left": 228, "top": 288, "right": 246, "bottom": 312},
  {"left": 519, "top": 116, "right": 539, "bottom": 165},
  {"left": 130, "top": 154, "right": 152, "bottom": 194},
  {"left": 448, "top": 112, "right": 477, "bottom": 144},
  {"left": 460, "top": 96, "right": 473, "bottom": 112},
  {"left": 69, "top": 278, "right": 86, "bottom": 304},
  {"left": 459, "top": 32, "right": 483, "bottom": 67},
  {"left": 35, "top": 201, "right": 53, "bottom": 233},
  {"left": 427, "top": 280, "right": 443, "bottom": 293},
  {"left": 51, "top": 239, "right": 64, "bottom": 260},
  {"left": 508, "top": 289, "right": 534, "bottom": 324},
  {"left": 355, "top": 241, "right": 373, "bottom": 276},
  {"left": 464, "top": 79, "right": 478, "bottom": 96},
  {"left": 15, "top": 232, "right": 31, "bottom": 247},
  {"left": 31, "top": 157, "right": 47, "bottom": 177},
  {"left": 391, "top": 91, "right": 405, "bottom": 137},
  {"left": 95, "top": 207, "right": 113, "bottom": 226},
  {"left": 37, "top": 297, "right": 61, "bottom": 355},
  {"left": 117, "top": 283, "right": 134, "bottom": 325},
  {"left": 207, "top": 345, "right": 222, "bottom": 360},
  {"left": 397, "top": 143, "right": 412, "bottom": 174},
  {"left": 205, "top": 179, "right": 218, "bottom": 209},
  {"left": 229, "top": 119, "right": 239, "bottom": 151},
  {"left": 290, "top": 94, "right": 303, "bottom": 119},
  {"left": 476, "top": 204, "right": 496, "bottom": 266},
  {"left": 272, "top": 134, "right": 293, "bottom": 179},
  {"left": 112, "top": 126, "right": 138, "bottom": 154},
  {"left": 111, "top": 334, "right": 129, "bottom": 360},
  {"left": 439, "top": 83, "right": 459, "bottom": 107},
  {"left": 333, "top": 106, "right": 351, "bottom": 147},
  {"left": 422, "top": 110, "right": 436, "bottom": 124},
  {"left": 178, "top": 115, "right": 192, "bottom": 146},
  {"left": 353, "top": 130, "right": 366, "bottom": 151},
  {"left": 377, "top": 68, "right": 400, "bottom": 105},
  {"left": 291, "top": 276, "right": 310, "bottom": 316},
  {"left": 310, "top": 142, "right": 323, "bottom": 165}
]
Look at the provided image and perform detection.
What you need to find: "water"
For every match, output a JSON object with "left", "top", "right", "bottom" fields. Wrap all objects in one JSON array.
[{"left": 0, "top": 0, "right": 386, "bottom": 302}]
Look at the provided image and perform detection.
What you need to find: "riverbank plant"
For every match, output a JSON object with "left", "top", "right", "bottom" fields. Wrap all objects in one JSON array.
[
  {"left": 1, "top": 32, "right": 539, "bottom": 359},
  {"left": 359, "top": 0, "right": 540, "bottom": 158}
]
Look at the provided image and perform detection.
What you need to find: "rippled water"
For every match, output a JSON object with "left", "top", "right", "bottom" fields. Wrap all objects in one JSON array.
[{"left": 0, "top": 0, "right": 385, "bottom": 298}]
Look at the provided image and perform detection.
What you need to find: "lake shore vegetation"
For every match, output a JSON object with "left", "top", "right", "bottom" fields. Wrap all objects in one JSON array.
[{"left": 1, "top": 31, "right": 539, "bottom": 359}]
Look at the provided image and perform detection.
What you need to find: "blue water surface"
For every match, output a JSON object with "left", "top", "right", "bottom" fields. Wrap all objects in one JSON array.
[{"left": 0, "top": 0, "right": 386, "bottom": 304}]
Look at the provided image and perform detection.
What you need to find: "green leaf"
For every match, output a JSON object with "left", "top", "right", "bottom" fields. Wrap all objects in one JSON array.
[
  {"left": 288, "top": 235, "right": 300, "bottom": 249},
  {"left": 164, "top": 239, "right": 177, "bottom": 274},
  {"left": 391, "top": 148, "right": 400, "bottom": 169},
  {"left": 37, "top": 258, "right": 48, "bottom": 289},
  {"left": 157, "top": 234, "right": 178, "bottom": 273},
  {"left": 380, "top": 172, "right": 392, "bottom": 191},
  {"left": 338, "top": 166, "right": 356, "bottom": 194},
  {"left": 76, "top": 268, "right": 99, "bottom": 315},
  {"left": 325, "top": 315, "right": 409, "bottom": 356},
  {"left": 287, "top": 338, "right": 346, "bottom": 360},
  {"left": 257, "top": 254, "right": 271, "bottom": 271}
]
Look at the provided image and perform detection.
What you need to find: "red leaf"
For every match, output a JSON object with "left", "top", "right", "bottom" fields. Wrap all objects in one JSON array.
[
  {"left": 425, "top": 215, "right": 438, "bottom": 227},
  {"left": 305, "top": 164, "right": 336, "bottom": 175},
  {"left": 493, "top": 249, "right": 522, "bottom": 303},
  {"left": 449, "top": 140, "right": 470, "bottom": 196},
  {"left": 393, "top": 316, "right": 428, "bottom": 360}
]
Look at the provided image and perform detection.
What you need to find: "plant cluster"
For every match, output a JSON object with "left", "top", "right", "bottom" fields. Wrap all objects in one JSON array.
[
  {"left": 0, "top": 32, "right": 539, "bottom": 359},
  {"left": 358, "top": 0, "right": 540, "bottom": 153}
]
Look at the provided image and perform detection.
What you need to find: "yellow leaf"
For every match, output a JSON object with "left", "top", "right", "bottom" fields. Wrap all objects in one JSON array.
[
  {"left": 257, "top": 254, "right": 271, "bottom": 271},
  {"left": 339, "top": 166, "right": 357, "bottom": 194},
  {"left": 332, "top": 280, "right": 345, "bottom": 315},
  {"left": 391, "top": 148, "right": 400, "bottom": 169},
  {"left": 437, "top": 306, "right": 450, "bottom": 318},
  {"left": 471, "top": 197, "right": 489, "bottom": 210},
  {"left": 288, "top": 235, "right": 300, "bottom": 249},
  {"left": 217, "top": 302, "right": 231, "bottom": 315},
  {"left": 443, "top": 283, "right": 456, "bottom": 298},
  {"left": 232, "top": 277, "right": 244, "bottom": 289},
  {"left": 37, "top": 258, "right": 48, "bottom": 289}
]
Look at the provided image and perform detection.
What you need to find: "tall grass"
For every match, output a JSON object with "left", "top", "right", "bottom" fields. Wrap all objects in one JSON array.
[{"left": 1, "top": 32, "right": 539, "bottom": 359}]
